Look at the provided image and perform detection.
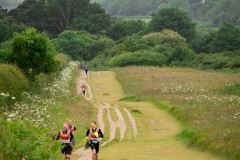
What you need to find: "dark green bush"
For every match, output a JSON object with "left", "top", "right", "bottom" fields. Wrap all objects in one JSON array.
[
  {"left": 109, "top": 51, "right": 167, "bottom": 67},
  {"left": 167, "top": 45, "right": 196, "bottom": 67}
]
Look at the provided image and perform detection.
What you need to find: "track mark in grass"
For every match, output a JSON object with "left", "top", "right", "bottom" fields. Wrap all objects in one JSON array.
[
  {"left": 118, "top": 106, "right": 134, "bottom": 141},
  {"left": 123, "top": 107, "right": 138, "bottom": 138},
  {"left": 102, "top": 107, "right": 110, "bottom": 143}
]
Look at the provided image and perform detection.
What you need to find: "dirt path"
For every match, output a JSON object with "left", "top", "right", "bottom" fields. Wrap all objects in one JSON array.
[
  {"left": 73, "top": 71, "right": 223, "bottom": 160},
  {"left": 74, "top": 71, "right": 137, "bottom": 160}
]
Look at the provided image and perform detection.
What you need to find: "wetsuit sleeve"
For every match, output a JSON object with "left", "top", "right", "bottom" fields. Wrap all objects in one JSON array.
[
  {"left": 98, "top": 129, "right": 104, "bottom": 138},
  {"left": 56, "top": 131, "right": 60, "bottom": 140},
  {"left": 86, "top": 129, "right": 90, "bottom": 137},
  {"left": 70, "top": 132, "right": 73, "bottom": 142}
]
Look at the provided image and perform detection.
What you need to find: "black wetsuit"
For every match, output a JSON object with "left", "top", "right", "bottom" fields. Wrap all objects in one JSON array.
[
  {"left": 68, "top": 125, "right": 77, "bottom": 146},
  {"left": 86, "top": 128, "right": 104, "bottom": 153}
]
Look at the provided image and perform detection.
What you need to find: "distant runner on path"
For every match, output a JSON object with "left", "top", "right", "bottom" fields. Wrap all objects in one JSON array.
[
  {"left": 85, "top": 121, "right": 104, "bottom": 160},
  {"left": 84, "top": 65, "right": 88, "bottom": 75},
  {"left": 81, "top": 84, "right": 87, "bottom": 96}
]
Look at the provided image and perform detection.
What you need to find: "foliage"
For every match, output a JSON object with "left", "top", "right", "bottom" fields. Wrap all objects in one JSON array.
[
  {"left": 95, "top": 0, "right": 240, "bottom": 27},
  {"left": 7, "top": 0, "right": 111, "bottom": 37},
  {"left": 0, "top": 118, "right": 61, "bottom": 160},
  {"left": 142, "top": 29, "right": 186, "bottom": 47},
  {"left": 191, "top": 27, "right": 217, "bottom": 53},
  {"left": 210, "top": 22, "right": 240, "bottom": 53},
  {"left": 54, "top": 53, "right": 70, "bottom": 71},
  {"left": 167, "top": 45, "right": 196, "bottom": 67},
  {"left": 106, "top": 19, "right": 146, "bottom": 40},
  {"left": 53, "top": 30, "right": 114, "bottom": 60},
  {"left": 109, "top": 51, "right": 166, "bottom": 67},
  {"left": 194, "top": 51, "right": 240, "bottom": 70},
  {"left": 7, "top": 28, "right": 58, "bottom": 81},
  {"left": 149, "top": 8, "right": 196, "bottom": 42},
  {"left": 0, "top": 64, "right": 28, "bottom": 107},
  {"left": 0, "top": 61, "right": 91, "bottom": 159}
]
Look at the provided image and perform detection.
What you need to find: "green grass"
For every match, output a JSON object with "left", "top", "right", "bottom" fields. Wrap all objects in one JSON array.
[
  {"left": 109, "top": 107, "right": 119, "bottom": 121},
  {"left": 113, "top": 67, "right": 240, "bottom": 160},
  {"left": 119, "top": 95, "right": 141, "bottom": 102},
  {"left": 119, "top": 16, "right": 152, "bottom": 23},
  {"left": 85, "top": 70, "right": 222, "bottom": 160}
]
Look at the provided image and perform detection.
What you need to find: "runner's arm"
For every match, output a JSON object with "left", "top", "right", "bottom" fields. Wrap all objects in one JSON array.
[
  {"left": 86, "top": 129, "right": 90, "bottom": 137},
  {"left": 70, "top": 132, "right": 73, "bottom": 142},
  {"left": 56, "top": 131, "right": 60, "bottom": 140},
  {"left": 98, "top": 129, "right": 104, "bottom": 138}
]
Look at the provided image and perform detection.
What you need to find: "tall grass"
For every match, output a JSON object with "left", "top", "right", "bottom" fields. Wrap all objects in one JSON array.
[
  {"left": 0, "top": 61, "right": 92, "bottom": 159},
  {"left": 113, "top": 67, "right": 240, "bottom": 160}
]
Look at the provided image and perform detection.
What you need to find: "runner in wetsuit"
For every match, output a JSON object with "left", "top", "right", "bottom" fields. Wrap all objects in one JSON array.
[
  {"left": 85, "top": 121, "right": 104, "bottom": 160},
  {"left": 55, "top": 123, "right": 74, "bottom": 160},
  {"left": 68, "top": 120, "right": 77, "bottom": 147}
]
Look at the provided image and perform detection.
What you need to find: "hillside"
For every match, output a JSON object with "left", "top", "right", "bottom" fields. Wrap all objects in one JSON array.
[{"left": 93, "top": 0, "right": 240, "bottom": 27}]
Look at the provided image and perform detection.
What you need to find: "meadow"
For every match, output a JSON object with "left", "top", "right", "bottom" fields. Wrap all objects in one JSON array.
[{"left": 113, "top": 67, "right": 240, "bottom": 160}]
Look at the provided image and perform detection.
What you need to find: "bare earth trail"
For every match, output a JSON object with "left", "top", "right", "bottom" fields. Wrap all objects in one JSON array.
[{"left": 73, "top": 71, "right": 223, "bottom": 160}]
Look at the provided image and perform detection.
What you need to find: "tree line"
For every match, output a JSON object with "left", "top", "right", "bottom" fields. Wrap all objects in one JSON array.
[
  {"left": 1, "top": 0, "right": 240, "bottom": 83},
  {"left": 93, "top": 0, "right": 240, "bottom": 27}
]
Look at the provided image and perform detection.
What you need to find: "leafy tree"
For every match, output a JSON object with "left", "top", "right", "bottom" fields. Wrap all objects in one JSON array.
[
  {"left": 107, "top": 19, "right": 146, "bottom": 40},
  {"left": 149, "top": 8, "right": 196, "bottom": 42},
  {"left": 68, "top": 3, "right": 111, "bottom": 34},
  {"left": 8, "top": 28, "right": 58, "bottom": 81},
  {"left": 8, "top": 0, "right": 111, "bottom": 37},
  {"left": 210, "top": 22, "right": 240, "bottom": 53},
  {"left": 54, "top": 30, "right": 114, "bottom": 60},
  {"left": 0, "top": 21, "right": 9, "bottom": 43},
  {"left": 192, "top": 28, "right": 217, "bottom": 53}
]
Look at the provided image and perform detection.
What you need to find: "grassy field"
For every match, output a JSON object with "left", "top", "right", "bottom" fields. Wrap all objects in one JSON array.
[
  {"left": 74, "top": 70, "right": 223, "bottom": 160},
  {"left": 118, "top": 16, "right": 152, "bottom": 23},
  {"left": 113, "top": 67, "right": 240, "bottom": 160}
]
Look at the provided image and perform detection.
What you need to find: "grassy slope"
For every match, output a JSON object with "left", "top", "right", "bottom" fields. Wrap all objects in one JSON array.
[
  {"left": 113, "top": 67, "right": 240, "bottom": 160},
  {"left": 82, "top": 70, "right": 222, "bottom": 160}
]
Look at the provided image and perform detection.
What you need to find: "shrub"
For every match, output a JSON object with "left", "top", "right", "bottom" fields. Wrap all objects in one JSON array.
[
  {"left": 0, "top": 64, "right": 28, "bottom": 106},
  {"left": 142, "top": 30, "right": 186, "bottom": 47},
  {"left": 167, "top": 45, "right": 196, "bottom": 67},
  {"left": 54, "top": 53, "right": 69, "bottom": 71},
  {"left": 0, "top": 118, "right": 61, "bottom": 160},
  {"left": 109, "top": 51, "right": 167, "bottom": 67}
]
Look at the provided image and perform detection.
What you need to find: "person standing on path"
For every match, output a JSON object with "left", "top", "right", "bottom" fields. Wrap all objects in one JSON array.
[
  {"left": 81, "top": 84, "right": 87, "bottom": 96},
  {"left": 84, "top": 65, "right": 88, "bottom": 75},
  {"left": 54, "top": 123, "right": 74, "bottom": 160},
  {"left": 86, "top": 121, "right": 104, "bottom": 160}
]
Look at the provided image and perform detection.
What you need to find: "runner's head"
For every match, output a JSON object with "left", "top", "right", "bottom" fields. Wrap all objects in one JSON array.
[
  {"left": 91, "top": 121, "right": 97, "bottom": 129},
  {"left": 62, "top": 123, "right": 69, "bottom": 131},
  {"left": 68, "top": 120, "right": 73, "bottom": 125}
]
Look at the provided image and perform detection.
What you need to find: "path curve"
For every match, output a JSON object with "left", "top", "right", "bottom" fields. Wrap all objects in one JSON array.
[{"left": 73, "top": 71, "right": 137, "bottom": 160}]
